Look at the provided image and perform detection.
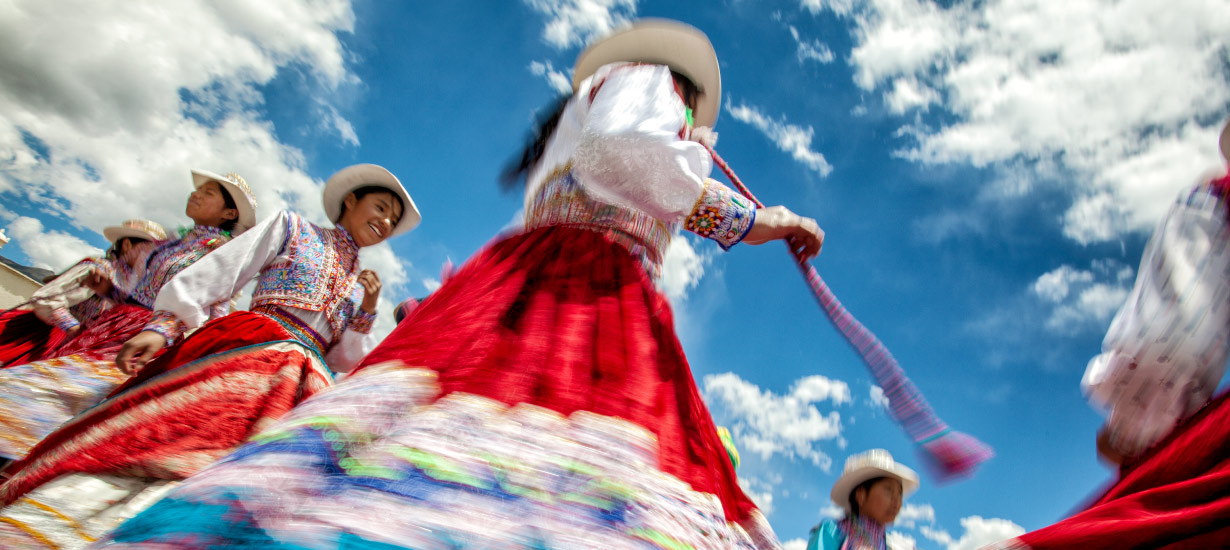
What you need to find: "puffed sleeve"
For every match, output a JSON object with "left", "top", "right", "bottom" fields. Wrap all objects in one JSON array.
[
  {"left": 572, "top": 63, "right": 713, "bottom": 223},
  {"left": 30, "top": 259, "right": 107, "bottom": 332},
  {"left": 1081, "top": 182, "right": 1230, "bottom": 455},
  {"left": 145, "top": 211, "right": 292, "bottom": 344}
]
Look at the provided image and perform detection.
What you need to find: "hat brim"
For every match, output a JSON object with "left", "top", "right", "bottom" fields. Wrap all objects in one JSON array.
[
  {"left": 829, "top": 464, "right": 921, "bottom": 513},
  {"left": 323, "top": 164, "right": 420, "bottom": 238},
  {"left": 572, "top": 19, "right": 721, "bottom": 127},
  {"left": 191, "top": 169, "right": 257, "bottom": 234},
  {"left": 102, "top": 227, "right": 162, "bottom": 244},
  {"left": 1220, "top": 119, "right": 1229, "bottom": 163}
]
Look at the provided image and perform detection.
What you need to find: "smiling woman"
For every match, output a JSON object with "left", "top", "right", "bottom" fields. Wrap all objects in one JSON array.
[{"left": 0, "top": 164, "right": 421, "bottom": 549}]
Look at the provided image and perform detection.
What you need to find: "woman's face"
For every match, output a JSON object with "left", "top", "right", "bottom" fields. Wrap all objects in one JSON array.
[
  {"left": 855, "top": 478, "right": 904, "bottom": 526},
  {"left": 119, "top": 239, "right": 155, "bottom": 268},
  {"left": 185, "top": 180, "right": 238, "bottom": 228},
  {"left": 339, "top": 190, "right": 403, "bottom": 248}
]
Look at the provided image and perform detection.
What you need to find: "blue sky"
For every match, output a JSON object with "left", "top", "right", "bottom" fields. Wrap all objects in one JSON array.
[{"left": 1, "top": 1, "right": 1228, "bottom": 548}]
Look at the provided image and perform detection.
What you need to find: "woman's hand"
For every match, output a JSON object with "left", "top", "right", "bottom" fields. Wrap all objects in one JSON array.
[
  {"left": 358, "top": 270, "right": 381, "bottom": 314},
  {"left": 115, "top": 331, "right": 167, "bottom": 374},
  {"left": 83, "top": 269, "right": 114, "bottom": 296},
  {"left": 743, "top": 205, "right": 825, "bottom": 261}
]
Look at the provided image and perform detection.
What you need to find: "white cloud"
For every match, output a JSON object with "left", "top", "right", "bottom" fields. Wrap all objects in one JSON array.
[
  {"left": 659, "top": 236, "right": 712, "bottom": 302},
  {"left": 702, "top": 372, "right": 850, "bottom": 469},
  {"left": 836, "top": 0, "right": 1230, "bottom": 243},
  {"left": 922, "top": 516, "right": 1026, "bottom": 550},
  {"left": 422, "top": 277, "right": 442, "bottom": 293},
  {"left": 782, "top": 539, "right": 809, "bottom": 550},
  {"left": 887, "top": 530, "right": 918, "bottom": 550},
  {"left": 894, "top": 502, "right": 936, "bottom": 529},
  {"left": 800, "top": 0, "right": 856, "bottom": 16},
  {"left": 869, "top": 385, "right": 889, "bottom": 408},
  {"left": 726, "top": 100, "right": 834, "bottom": 177},
  {"left": 0, "top": 0, "right": 359, "bottom": 239},
  {"left": 529, "top": 61, "right": 574, "bottom": 94},
  {"left": 884, "top": 77, "right": 939, "bottom": 114},
  {"left": 789, "top": 25, "right": 836, "bottom": 64},
  {"left": 820, "top": 503, "right": 845, "bottom": 519},
  {"left": 523, "top": 0, "right": 638, "bottom": 49},
  {"left": 4, "top": 216, "right": 103, "bottom": 271},
  {"left": 1031, "top": 262, "right": 1131, "bottom": 331}
]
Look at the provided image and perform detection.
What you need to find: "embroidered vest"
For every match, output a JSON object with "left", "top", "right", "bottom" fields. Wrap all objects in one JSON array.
[
  {"left": 129, "top": 226, "right": 229, "bottom": 308},
  {"left": 250, "top": 212, "right": 362, "bottom": 343}
]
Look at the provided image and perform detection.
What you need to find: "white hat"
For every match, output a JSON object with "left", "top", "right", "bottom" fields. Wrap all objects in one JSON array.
[
  {"left": 102, "top": 219, "right": 167, "bottom": 243},
  {"left": 322, "top": 164, "right": 420, "bottom": 237},
  {"left": 830, "top": 449, "right": 920, "bottom": 513},
  {"left": 191, "top": 169, "right": 258, "bottom": 234},
  {"left": 1220, "top": 118, "right": 1229, "bottom": 163},
  {"left": 572, "top": 19, "right": 721, "bottom": 128}
]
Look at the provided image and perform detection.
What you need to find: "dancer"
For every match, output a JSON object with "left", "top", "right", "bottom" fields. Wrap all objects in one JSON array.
[
  {"left": 0, "top": 171, "right": 255, "bottom": 463},
  {"left": 91, "top": 19, "right": 821, "bottom": 550},
  {"left": 807, "top": 449, "right": 919, "bottom": 550},
  {"left": 0, "top": 163, "right": 416, "bottom": 549},
  {"left": 0, "top": 219, "right": 165, "bottom": 367},
  {"left": 983, "top": 120, "right": 1230, "bottom": 549}
]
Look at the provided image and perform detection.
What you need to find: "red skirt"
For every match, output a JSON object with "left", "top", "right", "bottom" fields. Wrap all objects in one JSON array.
[
  {"left": 1007, "top": 391, "right": 1230, "bottom": 549},
  {"left": 0, "top": 310, "right": 67, "bottom": 367},
  {"left": 0, "top": 310, "right": 333, "bottom": 505},
  {"left": 358, "top": 225, "right": 758, "bottom": 523}
]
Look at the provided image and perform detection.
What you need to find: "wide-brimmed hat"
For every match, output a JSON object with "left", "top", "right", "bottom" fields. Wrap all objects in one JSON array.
[
  {"left": 572, "top": 19, "right": 721, "bottom": 127},
  {"left": 1220, "top": 118, "right": 1229, "bottom": 163},
  {"left": 830, "top": 449, "right": 920, "bottom": 513},
  {"left": 191, "top": 169, "right": 258, "bottom": 234},
  {"left": 323, "top": 163, "right": 420, "bottom": 237},
  {"left": 102, "top": 219, "right": 167, "bottom": 243}
]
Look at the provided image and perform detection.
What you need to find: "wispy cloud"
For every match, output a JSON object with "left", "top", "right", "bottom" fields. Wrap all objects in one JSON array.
[
  {"left": 788, "top": 25, "right": 836, "bottom": 64},
  {"left": 703, "top": 372, "right": 850, "bottom": 470},
  {"left": 659, "top": 236, "right": 713, "bottom": 302},
  {"left": 3, "top": 216, "right": 102, "bottom": 271},
  {"left": 836, "top": 0, "right": 1230, "bottom": 243},
  {"left": 528, "top": 61, "right": 573, "bottom": 94},
  {"left": 726, "top": 100, "right": 834, "bottom": 177},
  {"left": 869, "top": 385, "right": 890, "bottom": 409},
  {"left": 522, "top": 0, "right": 637, "bottom": 49},
  {"left": 921, "top": 516, "right": 1025, "bottom": 550},
  {"left": 1031, "top": 261, "right": 1133, "bottom": 332}
]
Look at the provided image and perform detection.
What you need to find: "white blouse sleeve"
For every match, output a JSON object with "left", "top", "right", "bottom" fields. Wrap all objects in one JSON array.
[
  {"left": 1081, "top": 184, "right": 1230, "bottom": 454},
  {"left": 325, "top": 327, "right": 377, "bottom": 373},
  {"left": 572, "top": 64, "right": 713, "bottom": 223},
  {"left": 150, "top": 211, "right": 290, "bottom": 334},
  {"left": 29, "top": 260, "right": 100, "bottom": 330}
]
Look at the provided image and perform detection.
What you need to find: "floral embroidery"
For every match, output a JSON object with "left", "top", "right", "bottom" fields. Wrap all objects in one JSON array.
[
  {"left": 250, "top": 212, "right": 365, "bottom": 344},
  {"left": 684, "top": 179, "right": 756, "bottom": 250},
  {"left": 349, "top": 308, "right": 374, "bottom": 334}
]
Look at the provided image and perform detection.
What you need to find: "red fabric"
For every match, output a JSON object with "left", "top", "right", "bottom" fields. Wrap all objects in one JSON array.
[
  {"left": 357, "top": 226, "right": 758, "bottom": 523},
  {"left": 1016, "top": 391, "right": 1230, "bottom": 549},
  {"left": 43, "top": 303, "right": 152, "bottom": 361},
  {"left": 0, "top": 310, "right": 332, "bottom": 505},
  {"left": 0, "top": 310, "right": 66, "bottom": 367}
]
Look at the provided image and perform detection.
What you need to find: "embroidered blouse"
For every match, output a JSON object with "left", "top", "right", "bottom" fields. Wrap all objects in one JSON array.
[
  {"left": 1081, "top": 178, "right": 1230, "bottom": 457},
  {"left": 524, "top": 63, "right": 756, "bottom": 277},
  {"left": 114, "top": 225, "right": 231, "bottom": 310},
  {"left": 146, "top": 210, "right": 377, "bottom": 372},
  {"left": 28, "top": 256, "right": 139, "bottom": 332}
]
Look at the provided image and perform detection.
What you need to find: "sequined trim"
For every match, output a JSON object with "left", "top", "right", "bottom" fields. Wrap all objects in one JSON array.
[
  {"left": 251, "top": 305, "right": 328, "bottom": 356},
  {"left": 684, "top": 179, "right": 756, "bottom": 250},
  {"left": 525, "top": 164, "right": 673, "bottom": 279}
]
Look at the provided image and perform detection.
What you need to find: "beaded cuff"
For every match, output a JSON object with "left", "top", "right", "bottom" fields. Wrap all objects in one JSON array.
[
  {"left": 48, "top": 308, "right": 81, "bottom": 332},
  {"left": 349, "top": 308, "right": 375, "bottom": 334},
  {"left": 144, "top": 310, "right": 185, "bottom": 345},
  {"left": 684, "top": 179, "right": 756, "bottom": 250}
]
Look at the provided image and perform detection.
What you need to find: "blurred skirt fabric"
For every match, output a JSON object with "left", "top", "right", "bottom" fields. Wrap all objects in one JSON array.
[
  {"left": 0, "top": 304, "right": 152, "bottom": 461},
  {"left": 90, "top": 226, "right": 781, "bottom": 549},
  {"left": 0, "top": 310, "right": 68, "bottom": 368},
  {"left": 0, "top": 310, "right": 333, "bottom": 549}
]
